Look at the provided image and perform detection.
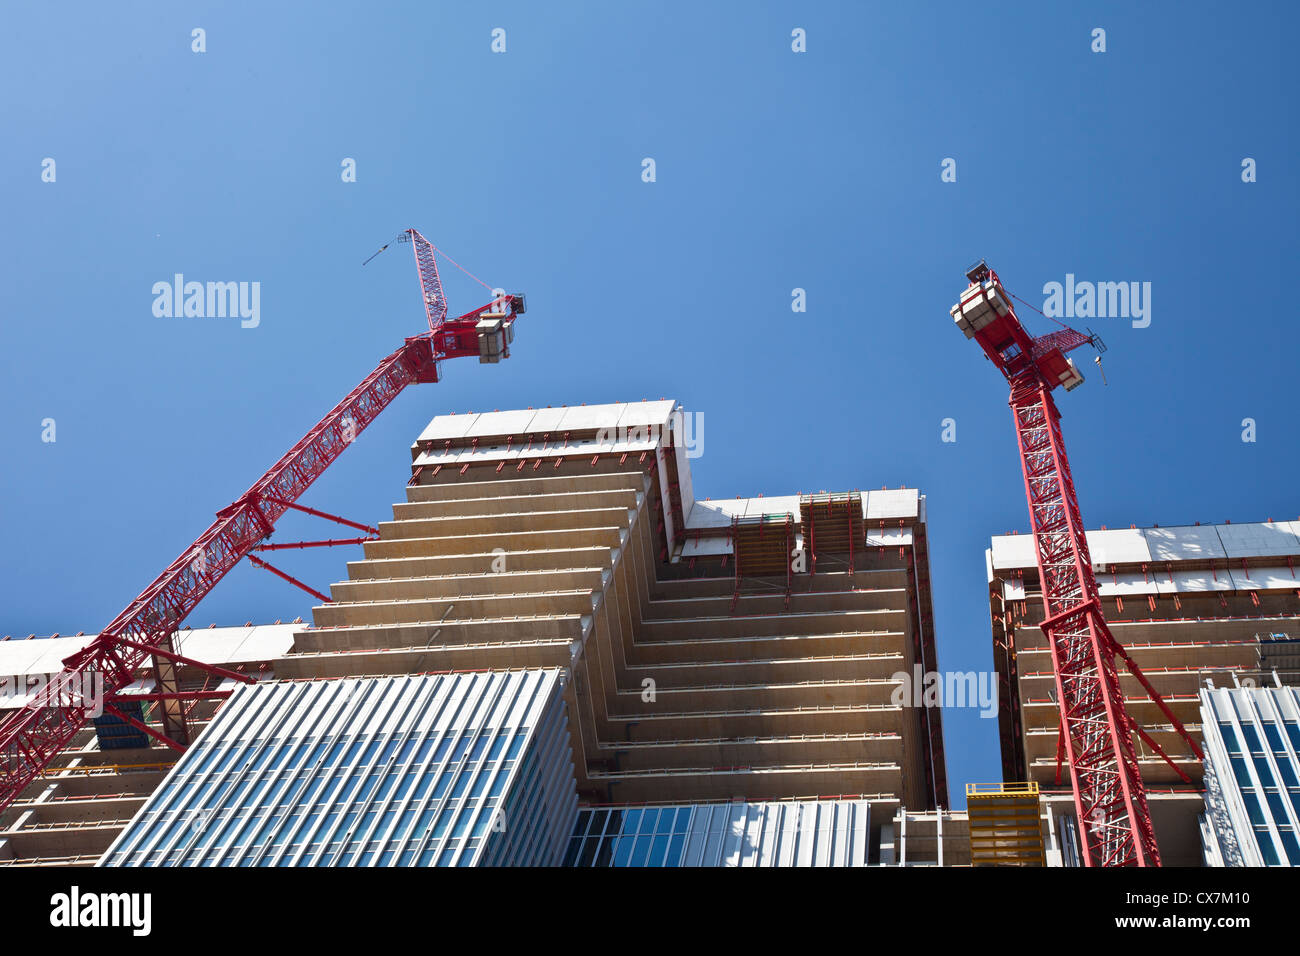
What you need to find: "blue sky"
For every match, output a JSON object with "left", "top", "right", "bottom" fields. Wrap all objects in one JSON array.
[{"left": 2, "top": 2, "right": 1297, "bottom": 808}]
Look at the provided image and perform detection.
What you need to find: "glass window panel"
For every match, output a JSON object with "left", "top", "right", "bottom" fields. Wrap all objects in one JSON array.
[
  {"left": 648, "top": 834, "right": 670, "bottom": 866},
  {"left": 562, "top": 837, "right": 583, "bottom": 867},
  {"left": 1231, "top": 756, "right": 1253, "bottom": 787},
  {"left": 451, "top": 772, "right": 472, "bottom": 799},
  {"left": 628, "top": 834, "right": 653, "bottom": 866},
  {"left": 1280, "top": 829, "right": 1300, "bottom": 865},
  {"left": 1266, "top": 790, "right": 1290, "bottom": 823},
  {"left": 612, "top": 836, "right": 635, "bottom": 867},
  {"left": 1285, "top": 722, "right": 1300, "bottom": 753},
  {"left": 1219, "top": 722, "right": 1240, "bottom": 754},
  {"left": 576, "top": 832, "right": 601, "bottom": 867},
  {"left": 1264, "top": 723, "right": 1286, "bottom": 753},
  {"left": 1252, "top": 756, "right": 1277, "bottom": 788},
  {"left": 665, "top": 832, "right": 687, "bottom": 867},
  {"left": 1241, "top": 724, "right": 1264, "bottom": 754},
  {"left": 1277, "top": 760, "right": 1299, "bottom": 790},
  {"left": 1257, "top": 831, "right": 1280, "bottom": 866},
  {"left": 468, "top": 770, "right": 493, "bottom": 800},
  {"left": 1243, "top": 790, "right": 1266, "bottom": 826}
]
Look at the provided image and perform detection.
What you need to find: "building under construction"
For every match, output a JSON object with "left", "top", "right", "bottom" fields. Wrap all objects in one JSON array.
[
  {"left": 986, "top": 519, "right": 1300, "bottom": 865},
  {"left": 0, "top": 400, "right": 947, "bottom": 866}
]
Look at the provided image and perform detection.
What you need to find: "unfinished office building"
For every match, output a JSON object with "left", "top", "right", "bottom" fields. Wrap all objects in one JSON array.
[
  {"left": 986, "top": 520, "right": 1300, "bottom": 865},
  {"left": 1, "top": 400, "right": 947, "bottom": 867}
]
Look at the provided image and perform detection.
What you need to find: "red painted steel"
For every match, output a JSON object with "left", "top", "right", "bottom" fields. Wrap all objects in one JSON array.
[
  {"left": 0, "top": 236, "right": 524, "bottom": 817},
  {"left": 958, "top": 263, "right": 1190, "bottom": 867}
]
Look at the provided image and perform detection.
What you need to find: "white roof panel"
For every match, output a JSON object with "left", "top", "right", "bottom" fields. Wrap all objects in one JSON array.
[
  {"left": 747, "top": 496, "right": 801, "bottom": 519},
  {"left": 462, "top": 408, "right": 538, "bottom": 438},
  {"left": 989, "top": 534, "right": 1038, "bottom": 570},
  {"left": 26, "top": 637, "right": 92, "bottom": 676},
  {"left": 1157, "top": 570, "right": 1234, "bottom": 593},
  {"left": 1142, "top": 525, "right": 1227, "bottom": 562},
  {"left": 681, "top": 537, "right": 733, "bottom": 558},
  {"left": 616, "top": 400, "right": 676, "bottom": 429},
  {"left": 866, "top": 528, "right": 913, "bottom": 548},
  {"left": 1227, "top": 565, "right": 1300, "bottom": 592},
  {"left": 863, "top": 489, "right": 919, "bottom": 521},
  {"left": 0, "top": 636, "right": 94, "bottom": 679},
  {"left": 522, "top": 406, "right": 568, "bottom": 434},
  {"left": 1216, "top": 522, "right": 1300, "bottom": 559},
  {"left": 416, "top": 412, "right": 480, "bottom": 444},
  {"left": 686, "top": 499, "right": 749, "bottom": 528},
  {"left": 1096, "top": 572, "right": 1158, "bottom": 597},
  {"left": 1088, "top": 529, "right": 1151, "bottom": 566},
  {"left": 556, "top": 403, "right": 628, "bottom": 432}
]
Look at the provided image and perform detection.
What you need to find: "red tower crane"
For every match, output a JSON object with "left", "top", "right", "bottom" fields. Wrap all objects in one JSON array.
[
  {"left": 0, "top": 229, "right": 524, "bottom": 816},
  {"left": 953, "top": 261, "right": 1203, "bottom": 867}
]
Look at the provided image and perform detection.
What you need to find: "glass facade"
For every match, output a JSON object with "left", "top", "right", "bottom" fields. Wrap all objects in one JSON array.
[
  {"left": 564, "top": 799, "right": 871, "bottom": 867},
  {"left": 1200, "top": 682, "right": 1300, "bottom": 866},
  {"left": 99, "top": 669, "right": 577, "bottom": 867}
]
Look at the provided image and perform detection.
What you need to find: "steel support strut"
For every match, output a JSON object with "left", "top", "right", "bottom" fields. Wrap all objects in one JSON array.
[{"left": 1011, "top": 382, "right": 1159, "bottom": 866}]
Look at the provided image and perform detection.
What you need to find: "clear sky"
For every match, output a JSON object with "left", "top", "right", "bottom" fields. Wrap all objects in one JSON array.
[{"left": 3, "top": 2, "right": 1297, "bottom": 808}]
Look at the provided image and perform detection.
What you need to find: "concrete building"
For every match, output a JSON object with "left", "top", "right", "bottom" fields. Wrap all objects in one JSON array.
[
  {"left": 1, "top": 400, "right": 947, "bottom": 866},
  {"left": 986, "top": 519, "right": 1300, "bottom": 865}
]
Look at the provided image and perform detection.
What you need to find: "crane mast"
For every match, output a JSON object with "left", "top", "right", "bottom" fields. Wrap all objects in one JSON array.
[
  {"left": 953, "top": 260, "right": 1199, "bottom": 867},
  {"left": 0, "top": 229, "right": 524, "bottom": 817}
]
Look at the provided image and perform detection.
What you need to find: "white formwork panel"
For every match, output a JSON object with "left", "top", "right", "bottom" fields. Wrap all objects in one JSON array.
[
  {"left": 462, "top": 408, "right": 540, "bottom": 439},
  {"left": 673, "top": 437, "right": 695, "bottom": 522},
  {"left": 863, "top": 488, "right": 919, "bottom": 521},
  {"left": 230, "top": 625, "right": 297, "bottom": 664},
  {"left": 1142, "top": 525, "right": 1227, "bottom": 562},
  {"left": 1002, "top": 579, "right": 1027, "bottom": 601},
  {"left": 15, "top": 636, "right": 93, "bottom": 678},
  {"left": 746, "top": 495, "right": 801, "bottom": 519},
  {"left": 522, "top": 406, "right": 568, "bottom": 435},
  {"left": 1227, "top": 565, "right": 1300, "bottom": 592},
  {"left": 1086, "top": 528, "right": 1152, "bottom": 567},
  {"left": 1154, "top": 570, "right": 1235, "bottom": 594},
  {"left": 451, "top": 443, "right": 524, "bottom": 466},
  {"left": 866, "top": 528, "right": 913, "bottom": 548},
  {"left": 1095, "top": 572, "right": 1159, "bottom": 597},
  {"left": 555, "top": 403, "right": 628, "bottom": 433},
  {"left": 680, "top": 537, "right": 733, "bottom": 558},
  {"left": 1216, "top": 522, "right": 1300, "bottom": 560},
  {"left": 603, "top": 436, "right": 658, "bottom": 456},
  {"left": 685, "top": 498, "right": 749, "bottom": 529},
  {"left": 989, "top": 534, "right": 1038, "bottom": 570},
  {"left": 416, "top": 412, "right": 481, "bottom": 444},
  {"left": 616, "top": 399, "right": 676, "bottom": 430},
  {"left": 0, "top": 640, "right": 52, "bottom": 681},
  {"left": 413, "top": 446, "right": 462, "bottom": 467},
  {"left": 174, "top": 626, "right": 254, "bottom": 666}
]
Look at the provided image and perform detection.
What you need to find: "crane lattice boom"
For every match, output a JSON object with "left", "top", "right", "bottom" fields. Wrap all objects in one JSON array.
[
  {"left": 0, "top": 233, "right": 524, "bottom": 818},
  {"left": 953, "top": 260, "right": 1200, "bottom": 867}
]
